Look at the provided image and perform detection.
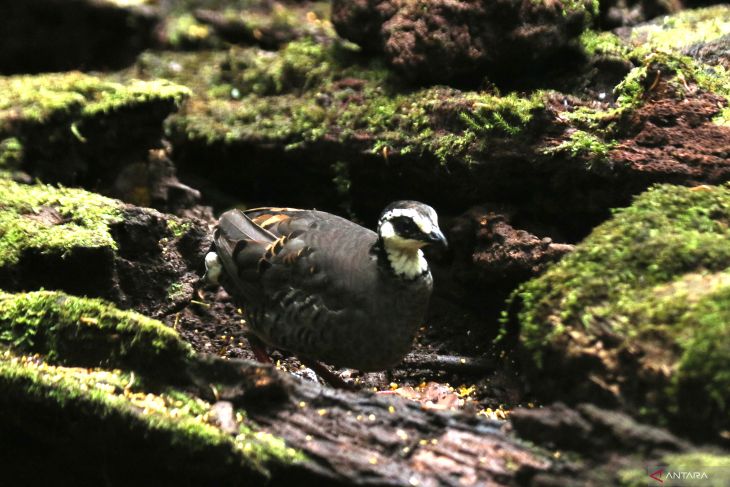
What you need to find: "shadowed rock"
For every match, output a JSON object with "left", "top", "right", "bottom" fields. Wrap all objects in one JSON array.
[
  {"left": 331, "top": 0, "right": 595, "bottom": 85},
  {"left": 0, "top": 0, "right": 158, "bottom": 74}
]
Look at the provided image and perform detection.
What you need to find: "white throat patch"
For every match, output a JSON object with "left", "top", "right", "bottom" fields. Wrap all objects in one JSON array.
[
  {"left": 380, "top": 222, "right": 428, "bottom": 278},
  {"left": 383, "top": 242, "right": 428, "bottom": 279}
]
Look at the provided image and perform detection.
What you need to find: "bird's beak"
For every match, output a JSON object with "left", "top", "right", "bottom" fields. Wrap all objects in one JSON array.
[{"left": 426, "top": 228, "right": 448, "bottom": 249}]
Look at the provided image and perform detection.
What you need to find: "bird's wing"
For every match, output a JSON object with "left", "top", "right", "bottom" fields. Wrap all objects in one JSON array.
[
  {"left": 216, "top": 208, "right": 378, "bottom": 358},
  {"left": 243, "top": 207, "right": 337, "bottom": 238},
  {"left": 215, "top": 206, "right": 370, "bottom": 298}
]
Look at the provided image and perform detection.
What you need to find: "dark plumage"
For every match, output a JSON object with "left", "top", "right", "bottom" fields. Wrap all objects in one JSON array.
[{"left": 206, "top": 202, "right": 446, "bottom": 372}]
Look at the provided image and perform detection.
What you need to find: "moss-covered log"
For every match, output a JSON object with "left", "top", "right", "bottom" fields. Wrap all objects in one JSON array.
[
  {"left": 0, "top": 290, "right": 306, "bottom": 486},
  {"left": 0, "top": 180, "right": 207, "bottom": 317},
  {"left": 507, "top": 183, "right": 730, "bottom": 441},
  {"left": 0, "top": 72, "right": 190, "bottom": 193},
  {"left": 0, "top": 289, "right": 562, "bottom": 486}
]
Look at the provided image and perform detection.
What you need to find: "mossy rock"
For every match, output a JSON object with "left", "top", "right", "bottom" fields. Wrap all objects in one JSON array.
[
  {"left": 583, "top": 6, "right": 730, "bottom": 67},
  {"left": 572, "top": 8, "right": 730, "bottom": 119},
  {"left": 0, "top": 179, "right": 206, "bottom": 316},
  {"left": 152, "top": 39, "right": 562, "bottom": 219},
  {"left": 0, "top": 178, "right": 122, "bottom": 268},
  {"left": 160, "top": 0, "right": 334, "bottom": 50},
  {"left": 0, "top": 71, "right": 189, "bottom": 132},
  {"left": 0, "top": 290, "right": 194, "bottom": 375},
  {"left": 507, "top": 183, "right": 730, "bottom": 440},
  {"left": 0, "top": 290, "right": 305, "bottom": 485},
  {"left": 149, "top": 8, "right": 729, "bottom": 229},
  {"left": 0, "top": 178, "right": 124, "bottom": 300},
  {"left": 621, "top": 5, "right": 730, "bottom": 54},
  {"left": 566, "top": 6, "right": 730, "bottom": 157},
  {"left": 0, "top": 71, "right": 190, "bottom": 187}
]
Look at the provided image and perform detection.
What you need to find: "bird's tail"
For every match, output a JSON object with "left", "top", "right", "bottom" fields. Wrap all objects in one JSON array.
[
  {"left": 212, "top": 209, "right": 276, "bottom": 301},
  {"left": 218, "top": 209, "right": 277, "bottom": 244}
]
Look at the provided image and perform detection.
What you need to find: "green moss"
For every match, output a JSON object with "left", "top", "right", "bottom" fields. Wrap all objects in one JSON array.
[
  {"left": 237, "top": 1, "right": 334, "bottom": 43},
  {"left": 167, "top": 218, "right": 191, "bottom": 238},
  {"left": 559, "top": 0, "right": 598, "bottom": 19},
  {"left": 461, "top": 92, "right": 545, "bottom": 137},
  {"left": 217, "top": 38, "right": 389, "bottom": 99},
  {"left": 129, "top": 50, "right": 229, "bottom": 100},
  {"left": 613, "top": 64, "right": 649, "bottom": 107},
  {"left": 532, "top": 0, "right": 597, "bottom": 19},
  {"left": 0, "top": 72, "right": 190, "bottom": 134},
  {"left": 0, "top": 137, "right": 23, "bottom": 171},
  {"left": 428, "top": 131, "right": 478, "bottom": 165},
  {"left": 542, "top": 129, "right": 616, "bottom": 165},
  {"left": 514, "top": 183, "right": 730, "bottom": 352},
  {"left": 509, "top": 183, "right": 730, "bottom": 431},
  {"left": 0, "top": 179, "right": 123, "bottom": 266},
  {"left": 0, "top": 290, "right": 194, "bottom": 369},
  {"left": 556, "top": 45, "right": 730, "bottom": 169},
  {"left": 125, "top": 5, "right": 730, "bottom": 185},
  {"left": 161, "top": 0, "right": 334, "bottom": 51},
  {"left": 167, "top": 282, "right": 186, "bottom": 301},
  {"left": 693, "top": 62, "right": 730, "bottom": 125},
  {"left": 167, "top": 13, "right": 214, "bottom": 48},
  {"left": 0, "top": 179, "right": 123, "bottom": 267},
  {"left": 616, "top": 51, "right": 730, "bottom": 129},
  {"left": 0, "top": 289, "right": 305, "bottom": 474},
  {"left": 223, "top": 38, "right": 337, "bottom": 96},
  {"left": 664, "top": 452, "right": 730, "bottom": 468},
  {"left": 580, "top": 30, "right": 630, "bottom": 57},
  {"left": 669, "top": 284, "right": 730, "bottom": 413},
  {"left": 614, "top": 50, "right": 730, "bottom": 108},
  {"left": 627, "top": 5, "right": 730, "bottom": 52},
  {"left": 0, "top": 72, "right": 190, "bottom": 178},
  {"left": 560, "top": 6, "right": 730, "bottom": 168},
  {"left": 0, "top": 349, "right": 304, "bottom": 474},
  {"left": 160, "top": 40, "right": 546, "bottom": 167},
  {"left": 82, "top": 78, "right": 190, "bottom": 116}
]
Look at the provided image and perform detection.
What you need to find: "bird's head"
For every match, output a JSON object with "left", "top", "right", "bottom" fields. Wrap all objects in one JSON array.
[{"left": 377, "top": 201, "right": 447, "bottom": 251}]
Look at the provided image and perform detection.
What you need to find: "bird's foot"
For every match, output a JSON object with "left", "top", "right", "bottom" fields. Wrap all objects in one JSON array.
[{"left": 299, "top": 357, "right": 356, "bottom": 391}]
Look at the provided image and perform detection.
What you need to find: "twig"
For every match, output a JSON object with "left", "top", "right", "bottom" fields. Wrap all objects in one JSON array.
[{"left": 397, "top": 353, "right": 496, "bottom": 374}]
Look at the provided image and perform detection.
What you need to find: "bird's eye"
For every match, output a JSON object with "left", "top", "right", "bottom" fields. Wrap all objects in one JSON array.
[{"left": 392, "top": 217, "right": 421, "bottom": 237}]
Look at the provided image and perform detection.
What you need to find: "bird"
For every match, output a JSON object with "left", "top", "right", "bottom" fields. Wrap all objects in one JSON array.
[{"left": 204, "top": 201, "right": 447, "bottom": 385}]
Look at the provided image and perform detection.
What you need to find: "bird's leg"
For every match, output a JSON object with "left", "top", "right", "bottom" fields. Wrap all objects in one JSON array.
[
  {"left": 299, "top": 356, "right": 356, "bottom": 391},
  {"left": 246, "top": 334, "right": 352, "bottom": 390},
  {"left": 246, "top": 334, "right": 272, "bottom": 364}
]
